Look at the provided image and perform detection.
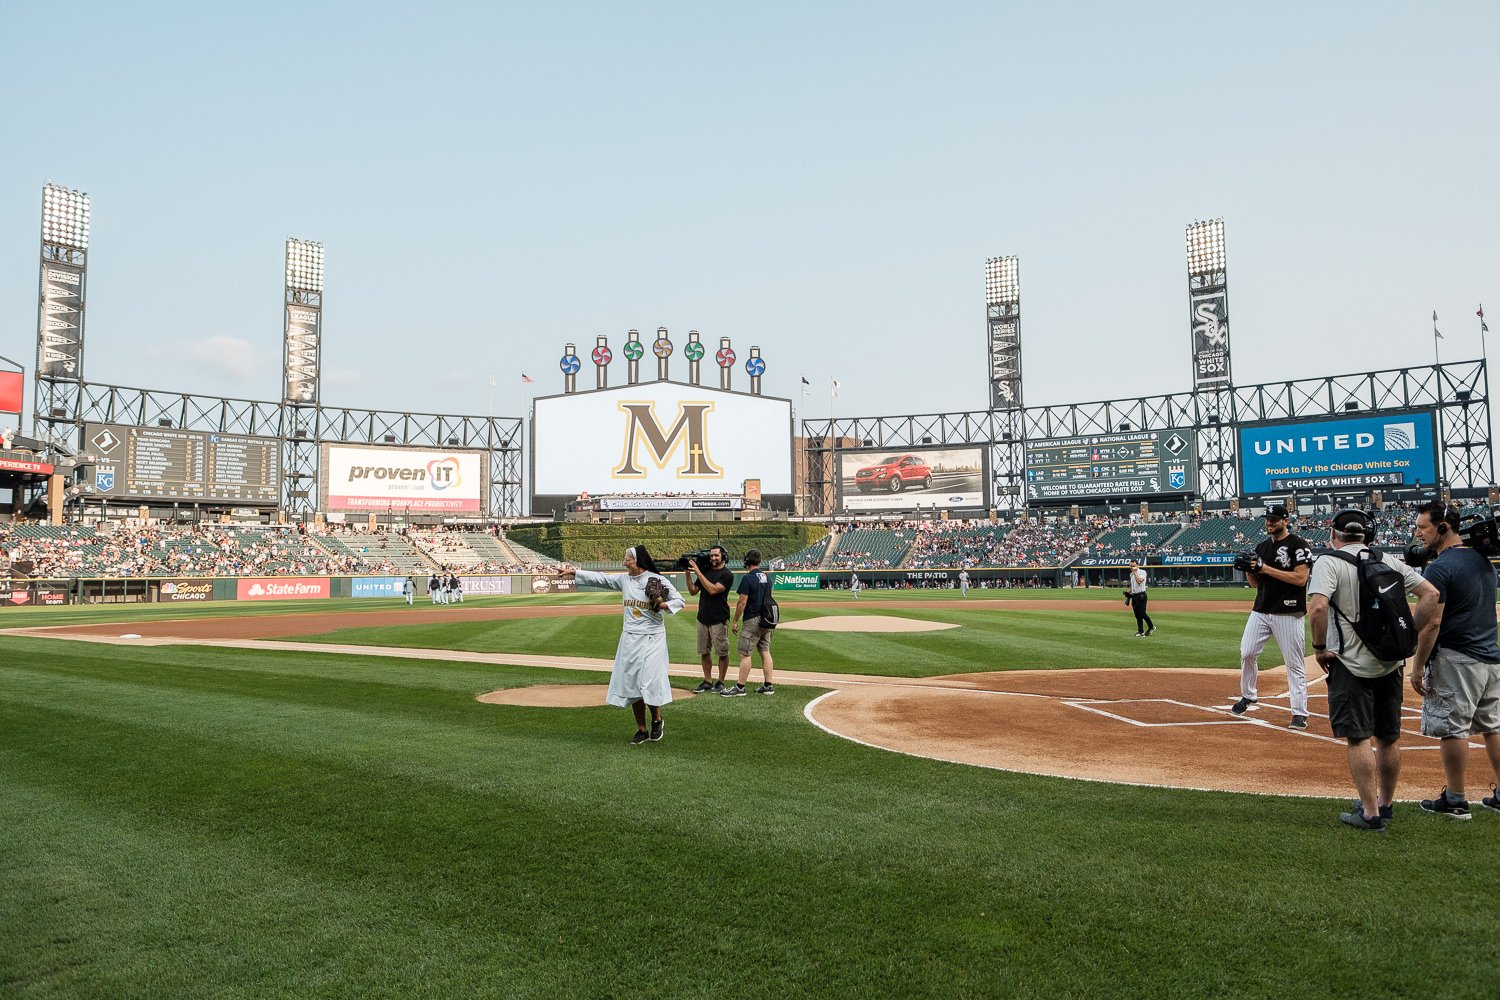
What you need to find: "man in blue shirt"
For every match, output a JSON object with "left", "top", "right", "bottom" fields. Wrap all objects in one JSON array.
[
  {"left": 722, "top": 549, "right": 775, "bottom": 697},
  {"left": 1409, "top": 501, "right": 1500, "bottom": 819}
]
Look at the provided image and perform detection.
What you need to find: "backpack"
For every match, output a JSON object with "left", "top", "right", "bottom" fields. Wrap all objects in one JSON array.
[
  {"left": 1328, "top": 548, "right": 1417, "bottom": 661},
  {"left": 757, "top": 572, "right": 780, "bottom": 629}
]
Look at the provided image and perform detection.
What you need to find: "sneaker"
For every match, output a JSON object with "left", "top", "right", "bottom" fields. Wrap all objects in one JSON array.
[
  {"left": 756, "top": 683, "right": 776, "bottom": 695},
  {"left": 1146, "top": 627, "right": 1156, "bottom": 636},
  {"left": 692, "top": 681, "right": 713, "bottom": 693},
  {"left": 1289, "top": 715, "right": 1309, "bottom": 730},
  {"left": 1230, "top": 698, "right": 1256, "bottom": 716},
  {"left": 1133, "top": 633, "right": 1145, "bottom": 638},
  {"left": 650, "top": 719, "right": 664, "bottom": 742},
  {"left": 720, "top": 684, "right": 746, "bottom": 698},
  {"left": 629, "top": 730, "right": 650, "bottom": 746},
  {"left": 1339, "top": 810, "right": 1387, "bottom": 833},
  {"left": 1420, "top": 787, "right": 1472, "bottom": 820},
  {"left": 1348, "top": 800, "right": 1393, "bottom": 822},
  {"left": 712, "top": 681, "right": 725, "bottom": 693},
  {"left": 1480, "top": 788, "right": 1500, "bottom": 815}
]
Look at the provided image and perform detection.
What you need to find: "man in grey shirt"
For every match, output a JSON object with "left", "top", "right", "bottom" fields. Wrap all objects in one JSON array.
[{"left": 1307, "top": 509, "right": 1438, "bottom": 832}]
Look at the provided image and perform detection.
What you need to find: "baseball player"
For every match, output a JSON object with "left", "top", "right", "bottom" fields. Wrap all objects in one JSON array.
[
  {"left": 850, "top": 570, "right": 861, "bottom": 600},
  {"left": 449, "top": 572, "right": 464, "bottom": 604},
  {"left": 560, "top": 546, "right": 684, "bottom": 744},
  {"left": 428, "top": 572, "right": 441, "bottom": 605},
  {"left": 403, "top": 576, "right": 415, "bottom": 606},
  {"left": 958, "top": 569, "right": 970, "bottom": 598},
  {"left": 1232, "top": 504, "right": 1313, "bottom": 729}
]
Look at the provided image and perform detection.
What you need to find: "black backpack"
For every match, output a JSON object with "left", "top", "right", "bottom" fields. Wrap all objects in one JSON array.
[
  {"left": 757, "top": 572, "right": 780, "bottom": 629},
  {"left": 1328, "top": 548, "right": 1417, "bottom": 661}
]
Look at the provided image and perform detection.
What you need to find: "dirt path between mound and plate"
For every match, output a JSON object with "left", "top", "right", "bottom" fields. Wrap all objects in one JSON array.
[{"left": 12, "top": 598, "right": 1483, "bottom": 801}]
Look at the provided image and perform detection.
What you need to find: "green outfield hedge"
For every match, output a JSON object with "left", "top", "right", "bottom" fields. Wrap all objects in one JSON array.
[{"left": 507, "top": 521, "right": 826, "bottom": 563}]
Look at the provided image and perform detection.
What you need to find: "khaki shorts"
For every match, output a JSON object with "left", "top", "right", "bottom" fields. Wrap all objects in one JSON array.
[
  {"left": 737, "top": 618, "right": 772, "bottom": 656},
  {"left": 1422, "top": 648, "right": 1500, "bottom": 739},
  {"left": 696, "top": 620, "right": 729, "bottom": 658}
]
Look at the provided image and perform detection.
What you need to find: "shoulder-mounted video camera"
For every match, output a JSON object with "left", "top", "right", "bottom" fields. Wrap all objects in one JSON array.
[{"left": 1405, "top": 506, "right": 1500, "bottom": 568}]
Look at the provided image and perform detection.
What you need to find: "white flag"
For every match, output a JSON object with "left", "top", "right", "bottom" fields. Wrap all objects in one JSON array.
[
  {"left": 487, "top": 374, "right": 497, "bottom": 386},
  {"left": 831, "top": 379, "right": 841, "bottom": 398}
]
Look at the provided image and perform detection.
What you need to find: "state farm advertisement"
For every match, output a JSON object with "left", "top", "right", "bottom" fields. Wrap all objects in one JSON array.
[
  {"left": 236, "top": 577, "right": 331, "bottom": 601},
  {"left": 321, "top": 445, "right": 487, "bottom": 513}
]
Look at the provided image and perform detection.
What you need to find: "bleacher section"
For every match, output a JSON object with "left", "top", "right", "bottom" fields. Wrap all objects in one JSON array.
[
  {"left": 1084, "top": 523, "right": 1183, "bottom": 561},
  {"left": 773, "top": 536, "right": 834, "bottom": 570},
  {"left": 1158, "top": 517, "right": 1261, "bottom": 556},
  {"left": 309, "top": 531, "right": 433, "bottom": 575},
  {"left": 905, "top": 523, "right": 1009, "bottom": 568},
  {"left": 829, "top": 527, "right": 915, "bottom": 569}
]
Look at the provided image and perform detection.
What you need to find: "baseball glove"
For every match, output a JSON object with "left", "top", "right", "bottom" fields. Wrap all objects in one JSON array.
[{"left": 643, "top": 576, "right": 669, "bottom": 612}]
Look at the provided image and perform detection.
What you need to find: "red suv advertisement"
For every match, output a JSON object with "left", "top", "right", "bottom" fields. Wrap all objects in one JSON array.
[
  {"left": 236, "top": 578, "right": 331, "bottom": 601},
  {"left": 854, "top": 454, "right": 933, "bottom": 493}
]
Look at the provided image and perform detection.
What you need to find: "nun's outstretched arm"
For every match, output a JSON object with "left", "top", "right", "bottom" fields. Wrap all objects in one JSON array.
[{"left": 573, "top": 569, "right": 622, "bottom": 591}]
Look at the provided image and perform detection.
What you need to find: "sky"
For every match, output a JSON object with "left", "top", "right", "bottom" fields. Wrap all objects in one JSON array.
[{"left": 1, "top": 1, "right": 1496, "bottom": 434}]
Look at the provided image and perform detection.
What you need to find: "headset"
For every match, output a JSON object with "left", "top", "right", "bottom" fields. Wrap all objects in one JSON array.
[{"left": 1435, "top": 502, "right": 1462, "bottom": 537}]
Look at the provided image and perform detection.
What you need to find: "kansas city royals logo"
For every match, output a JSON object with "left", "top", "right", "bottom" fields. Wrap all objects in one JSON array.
[
  {"left": 95, "top": 467, "right": 115, "bottom": 491},
  {"left": 1168, "top": 465, "right": 1186, "bottom": 490},
  {"left": 614, "top": 402, "right": 721, "bottom": 478}
]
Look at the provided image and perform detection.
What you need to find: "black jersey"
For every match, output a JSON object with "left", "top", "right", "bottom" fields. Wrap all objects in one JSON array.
[{"left": 1253, "top": 533, "right": 1313, "bottom": 614}]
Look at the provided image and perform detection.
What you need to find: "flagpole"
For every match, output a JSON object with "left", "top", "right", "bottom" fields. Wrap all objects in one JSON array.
[{"left": 1433, "top": 311, "right": 1442, "bottom": 367}]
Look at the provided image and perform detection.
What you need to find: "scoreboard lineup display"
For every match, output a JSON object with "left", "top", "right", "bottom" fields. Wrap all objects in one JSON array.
[
  {"left": 1025, "top": 428, "right": 1197, "bottom": 500},
  {"left": 85, "top": 422, "right": 281, "bottom": 505}
]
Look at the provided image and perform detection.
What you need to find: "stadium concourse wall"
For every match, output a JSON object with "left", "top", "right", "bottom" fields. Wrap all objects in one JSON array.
[
  {"left": 506, "top": 521, "right": 828, "bottom": 566},
  {"left": 0, "top": 573, "right": 579, "bottom": 607}
]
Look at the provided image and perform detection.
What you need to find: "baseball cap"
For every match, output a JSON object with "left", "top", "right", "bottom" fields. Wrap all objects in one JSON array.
[
  {"left": 1264, "top": 504, "right": 1290, "bottom": 520},
  {"left": 1332, "top": 508, "right": 1371, "bottom": 537}
]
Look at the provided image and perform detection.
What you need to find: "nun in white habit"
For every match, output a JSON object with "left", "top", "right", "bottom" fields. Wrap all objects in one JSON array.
[{"left": 564, "top": 545, "right": 685, "bottom": 744}]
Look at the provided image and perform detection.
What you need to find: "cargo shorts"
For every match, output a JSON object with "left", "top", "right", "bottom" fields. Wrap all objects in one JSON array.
[
  {"left": 737, "top": 617, "right": 772, "bottom": 656},
  {"left": 1421, "top": 648, "right": 1500, "bottom": 739},
  {"left": 696, "top": 620, "right": 729, "bottom": 659}
]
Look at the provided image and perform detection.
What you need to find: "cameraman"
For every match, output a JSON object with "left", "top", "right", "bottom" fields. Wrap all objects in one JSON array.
[
  {"left": 685, "top": 546, "right": 734, "bottom": 694},
  {"left": 1408, "top": 501, "right": 1500, "bottom": 819},
  {"left": 1232, "top": 504, "right": 1313, "bottom": 729},
  {"left": 1307, "top": 509, "right": 1438, "bottom": 831}
]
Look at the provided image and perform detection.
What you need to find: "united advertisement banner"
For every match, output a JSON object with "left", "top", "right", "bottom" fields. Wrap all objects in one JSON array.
[
  {"left": 236, "top": 577, "right": 331, "bottom": 601},
  {"left": 1237, "top": 411, "right": 1438, "bottom": 494},
  {"left": 322, "top": 445, "right": 487, "bottom": 513},
  {"left": 38, "top": 260, "right": 85, "bottom": 378},
  {"left": 351, "top": 576, "right": 406, "bottom": 598}
]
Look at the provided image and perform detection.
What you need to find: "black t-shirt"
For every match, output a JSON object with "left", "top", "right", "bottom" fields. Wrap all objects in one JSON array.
[
  {"left": 694, "top": 566, "right": 735, "bottom": 625},
  {"left": 1423, "top": 546, "right": 1500, "bottom": 662},
  {"left": 1253, "top": 533, "right": 1313, "bottom": 614},
  {"left": 737, "top": 569, "right": 771, "bottom": 619}
]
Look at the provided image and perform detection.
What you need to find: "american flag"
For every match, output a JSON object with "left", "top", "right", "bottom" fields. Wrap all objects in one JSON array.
[{"left": 521, "top": 373, "right": 535, "bottom": 383}]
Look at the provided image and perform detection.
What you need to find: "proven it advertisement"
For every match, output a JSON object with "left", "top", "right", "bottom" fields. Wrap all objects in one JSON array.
[
  {"left": 322, "top": 445, "right": 486, "bottom": 513},
  {"left": 1237, "top": 411, "right": 1438, "bottom": 494}
]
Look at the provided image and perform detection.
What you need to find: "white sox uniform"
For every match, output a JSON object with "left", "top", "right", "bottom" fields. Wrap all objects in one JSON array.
[{"left": 1240, "top": 533, "right": 1313, "bottom": 716}]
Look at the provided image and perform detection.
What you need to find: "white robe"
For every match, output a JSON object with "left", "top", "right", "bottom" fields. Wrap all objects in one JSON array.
[{"left": 574, "top": 569, "right": 685, "bottom": 707}]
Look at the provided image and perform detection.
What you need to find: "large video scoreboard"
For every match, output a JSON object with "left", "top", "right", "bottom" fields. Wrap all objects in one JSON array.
[
  {"left": 1025, "top": 428, "right": 1198, "bottom": 500},
  {"left": 84, "top": 422, "right": 281, "bottom": 505}
]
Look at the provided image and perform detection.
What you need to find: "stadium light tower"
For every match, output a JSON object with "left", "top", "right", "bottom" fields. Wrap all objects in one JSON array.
[
  {"left": 282, "top": 238, "right": 324, "bottom": 516},
  {"left": 985, "top": 256, "right": 1025, "bottom": 510},
  {"left": 1185, "top": 219, "right": 1231, "bottom": 390},
  {"left": 34, "top": 183, "right": 91, "bottom": 444}
]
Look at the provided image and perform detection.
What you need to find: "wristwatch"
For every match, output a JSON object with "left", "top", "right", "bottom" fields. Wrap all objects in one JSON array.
[{"left": 1313, "top": 644, "right": 1327, "bottom": 651}]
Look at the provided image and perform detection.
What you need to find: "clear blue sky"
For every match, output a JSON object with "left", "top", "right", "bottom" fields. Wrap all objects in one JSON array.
[{"left": 2, "top": 1, "right": 1496, "bottom": 429}]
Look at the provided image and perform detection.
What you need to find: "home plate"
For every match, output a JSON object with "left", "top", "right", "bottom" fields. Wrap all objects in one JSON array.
[{"left": 779, "top": 616, "right": 959, "bottom": 633}]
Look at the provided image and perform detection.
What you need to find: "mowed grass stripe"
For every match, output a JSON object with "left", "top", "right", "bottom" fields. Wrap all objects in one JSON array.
[
  {"left": 4, "top": 638, "right": 1500, "bottom": 996},
  {"left": 294, "top": 607, "right": 1297, "bottom": 675}
]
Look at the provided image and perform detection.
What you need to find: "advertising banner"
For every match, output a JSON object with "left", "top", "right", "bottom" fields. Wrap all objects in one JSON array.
[
  {"left": 460, "top": 575, "right": 513, "bottom": 596},
  {"left": 532, "top": 381, "right": 793, "bottom": 497},
  {"left": 598, "top": 496, "right": 742, "bottom": 511},
  {"left": 1237, "top": 411, "right": 1438, "bottom": 494},
  {"left": 837, "top": 446, "right": 987, "bottom": 512},
  {"left": 0, "top": 370, "right": 22, "bottom": 413},
  {"left": 771, "top": 572, "right": 820, "bottom": 590},
  {"left": 351, "top": 576, "right": 406, "bottom": 598},
  {"left": 530, "top": 575, "right": 575, "bottom": 594},
  {"left": 1159, "top": 554, "right": 1238, "bottom": 566},
  {"left": 284, "top": 303, "right": 320, "bottom": 404},
  {"left": 236, "top": 577, "right": 331, "bottom": 601},
  {"left": 0, "top": 455, "right": 53, "bottom": 475},
  {"left": 38, "top": 260, "right": 85, "bottom": 378},
  {"left": 1, "top": 586, "right": 68, "bottom": 606},
  {"left": 1190, "top": 287, "right": 1231, "bottom": 389},
  {"left": 159, "top": 579, "right": 215, "bottom": 602},
  {"left": 322, "top": 445, "right": 487, "bottom": 513}
]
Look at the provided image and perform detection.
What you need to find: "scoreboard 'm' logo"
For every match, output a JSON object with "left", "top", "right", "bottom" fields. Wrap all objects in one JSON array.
[{"left": 614, "top": 402, "right": 721, "bottom": 478}]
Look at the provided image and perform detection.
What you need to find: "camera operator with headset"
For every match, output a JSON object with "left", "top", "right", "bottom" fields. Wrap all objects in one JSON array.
[
  {"left": 1407, "top": 500, "right": 1500, "bottom": 819},
  {"left": 1231, "top": 504, "right": 1313, "bottom": 729}
]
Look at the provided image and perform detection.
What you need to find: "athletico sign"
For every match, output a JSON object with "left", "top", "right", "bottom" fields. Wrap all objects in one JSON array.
[
  {"left": 322, "top": 445, "right": 486, "bottom": 513},
  {"left": 236, "top": 577, "right": 331, "bottom": 601}
]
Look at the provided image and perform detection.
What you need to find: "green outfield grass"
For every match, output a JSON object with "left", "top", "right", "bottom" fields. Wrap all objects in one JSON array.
[
  {"left": 295, "top": 603, "right": 1280, "bottom": 675},
  {"left": 3, "top": 631, "right": 1497, "bottom": 999}
]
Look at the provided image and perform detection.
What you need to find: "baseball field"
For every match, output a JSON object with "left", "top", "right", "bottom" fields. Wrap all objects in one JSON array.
[{"left": 3, "top": 588, "right": 1497, "bottom": 997}]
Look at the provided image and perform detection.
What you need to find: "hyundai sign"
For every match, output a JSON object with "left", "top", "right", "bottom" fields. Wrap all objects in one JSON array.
[{"left": 1237, "top": 411, "right": 1438, "bottom": 494}]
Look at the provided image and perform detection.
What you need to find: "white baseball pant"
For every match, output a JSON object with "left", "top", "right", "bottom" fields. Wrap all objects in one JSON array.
[{"left": 1239, "top": 611, "right": 1309, "bottom": 716}]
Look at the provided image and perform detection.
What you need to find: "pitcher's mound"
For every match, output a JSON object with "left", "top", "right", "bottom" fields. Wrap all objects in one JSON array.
[
  {"left": 476, "top": 684, "right": 699, "bottom": 708},
  {"left": 780, "top": 615, "right": 959, "bottom": 634}
]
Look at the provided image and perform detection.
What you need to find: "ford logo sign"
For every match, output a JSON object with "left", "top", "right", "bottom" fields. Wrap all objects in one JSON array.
[{"left": 948, "top": 496, "right": 965, "bottom": 502}]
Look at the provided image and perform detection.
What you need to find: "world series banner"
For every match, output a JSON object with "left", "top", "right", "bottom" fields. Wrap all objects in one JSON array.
[{"left": 38, "top": 260, "right": 85, "bottom": 378}]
